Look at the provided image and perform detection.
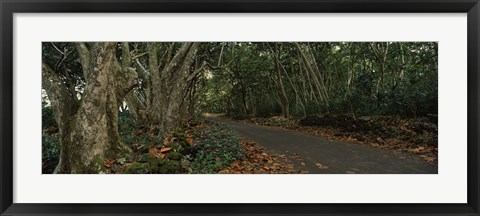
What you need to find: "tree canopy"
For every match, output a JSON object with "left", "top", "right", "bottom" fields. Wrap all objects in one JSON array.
[{"left": 42, "top": 42, "right": 437, "bottom": 174}]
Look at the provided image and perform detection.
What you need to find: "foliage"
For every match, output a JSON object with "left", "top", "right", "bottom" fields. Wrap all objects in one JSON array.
[
  {"left": 42, "top": 98, "right": 60, "bottom": 174},
  {"left": 42, "top": 133, "right": 60, "bottom": 173},
  {"left": 118, "top": 111, "right": 136, "bottom": 134},
  {"left": 184, "top": 120, "right": 246, "bottom": 173},
  {"left": 42, "top": 42, "right": 85, "bottom": 95},
  {"left": 42, "top": 99, "right": 57, "bottom": 130},
  {"left": 123, "top": 154, "right": 181, "bottom": 174},
  {"left": 100, "top": 118, "right": 247, "bottom": 174},
  {"left": 298, "top": 114, "right": 437, "bottom": 146},
  {"left": 118, "top": 111, "right": 158, "bottom": 152},
  {"left": 197, "top": 42, "right": 437, "bottom": 119},
  {"left": 41, "top": 42, "right": 438, "bottom": 173}
]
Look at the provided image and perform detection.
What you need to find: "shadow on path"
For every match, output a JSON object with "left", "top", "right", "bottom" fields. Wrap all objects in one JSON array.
[{"left": 213, "top": 118, "right": 438, "bottom": 174}]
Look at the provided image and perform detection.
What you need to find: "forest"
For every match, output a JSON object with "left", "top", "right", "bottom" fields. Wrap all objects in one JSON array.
[{"left": 42, "top": 42, "right": 438, "bottom": 174}]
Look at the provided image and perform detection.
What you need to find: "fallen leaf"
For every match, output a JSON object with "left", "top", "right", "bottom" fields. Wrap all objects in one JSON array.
[
  {"left": 149, "top": 147, "right": 163, "bottom": 158},
  {"left": 163, "top": 137, "right": 170, "bottom": 145},
  {"left": 160, "top": 147, "right": 172, "bottom": 153},
  {"left": 315, "top": 163, "right": 329, "bottom": 169},
  {"left": 219, "top": 140, "right": 307, "bottom": 174},
  {"left": 103, "top": 159, "right": 116, "bottom": 168},
  {"left": 423, "top": 157, "right": 436, "bottom": 163},
  {"left": 411, "top": 146, "right": 426, "bottom": 153}
]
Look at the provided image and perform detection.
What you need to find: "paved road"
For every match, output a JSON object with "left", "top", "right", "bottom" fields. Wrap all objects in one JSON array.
[{"left": 217, "top": 119, "right": 437, "bottom": 174}]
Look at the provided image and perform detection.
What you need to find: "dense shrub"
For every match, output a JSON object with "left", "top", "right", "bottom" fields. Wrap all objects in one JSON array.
[
  {"left": 42, "top": 133, "right": 60, "bottom": 173},
  {"left": 111, "top": 118, "right": 247, "bottom": 174},
  {"left": 298, "top": 114, "right": 437, "bottom": 146},
  {"left": 42, "top": 100, "right": 57, "bottom": 129},
  {"left": 42, "top": 100, "right": 60, "bottom": 173},
  {"left": 186, "top": 121, "right": 246, "bottom": 173},
  {"left": 118, "top": 111, "right": 136, "bottom": 134},
  {"left": 124, "top": 154, "right": 181, "bottom": 174}
]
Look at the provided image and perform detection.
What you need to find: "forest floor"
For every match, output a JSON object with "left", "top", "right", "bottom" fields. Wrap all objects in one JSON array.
[
  {"left": 113, "top": 118, "right": 307, "bottom": 174},
  {"left": 43, "top": 117, "right": 307, "bottom": 174},
  {"left": 211, "top": 117, "right": 437, "bottom": 174},
  {"left": 42, "top": 113, "right": 437, "bottom": 174}
]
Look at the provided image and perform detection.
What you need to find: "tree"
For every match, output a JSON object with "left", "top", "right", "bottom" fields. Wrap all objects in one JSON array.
[
  {"left": 42, "top": 42, "right": 438, "bottom": 173},
  {"left": 42, "top": 42, "right": 137, "bottom": 173},
  {"left": 272, "top": 42, "right": 290, "bottom": 118},
  {"left": 120, "top": 43, "right": 203, "bottom": 134},
  {"left": 149, "top": 42, "right": 202, "bottom": 134}
]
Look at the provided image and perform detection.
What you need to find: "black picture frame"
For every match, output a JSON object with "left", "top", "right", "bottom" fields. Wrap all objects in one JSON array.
[{"left": 1, "top": 0, "right": 479, "bottom": 215}]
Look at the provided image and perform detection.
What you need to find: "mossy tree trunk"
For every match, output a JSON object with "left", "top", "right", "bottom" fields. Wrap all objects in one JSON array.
[
  {"left": 147, "top": 42, "right": 200, "bottom": 135},
  {"left": 43, "top": 42, "right": 137, "bottom": 173},
  {"left": 120, "top": 42, "right": 204, "bottom": 134}
]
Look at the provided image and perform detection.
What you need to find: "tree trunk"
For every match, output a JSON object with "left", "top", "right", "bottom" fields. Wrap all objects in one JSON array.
[
  {"left": 273, "top": 43, "right": 290, "bottom": 118},
  {"left": 44, "top": 43, "right": 134, "bottom": 174},
  {"left": 294, "top": 42, "right": 329, "bottom": 108},
  {"left": 125, "top": 91, "right": 148, "bottom": 126},
  {"left": 147, "top": 42, "right": 200, "bottom": 135}
]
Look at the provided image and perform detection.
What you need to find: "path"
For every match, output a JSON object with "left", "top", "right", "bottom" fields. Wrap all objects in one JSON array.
[{"left": 214, "top": 118, "right": 437, "bottom": 174}]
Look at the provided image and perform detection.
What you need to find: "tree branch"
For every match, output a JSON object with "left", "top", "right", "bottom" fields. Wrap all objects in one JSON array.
[
  {"left": 42, "top": 62, "right": 78, "bottom": 128},
  {"left": 121, "top": 42, "right": 131, "bottom": 67},
  {"left": 75, "top": 42, "right": 91, "bottom": 77},
  {"left": 187, "top": 60, "right": 207, "bottom": 82}
]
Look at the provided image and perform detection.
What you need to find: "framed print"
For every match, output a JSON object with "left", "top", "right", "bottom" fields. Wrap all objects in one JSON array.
[{"left": 1, "top": 0, "right": 479, "bottom": 215}]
